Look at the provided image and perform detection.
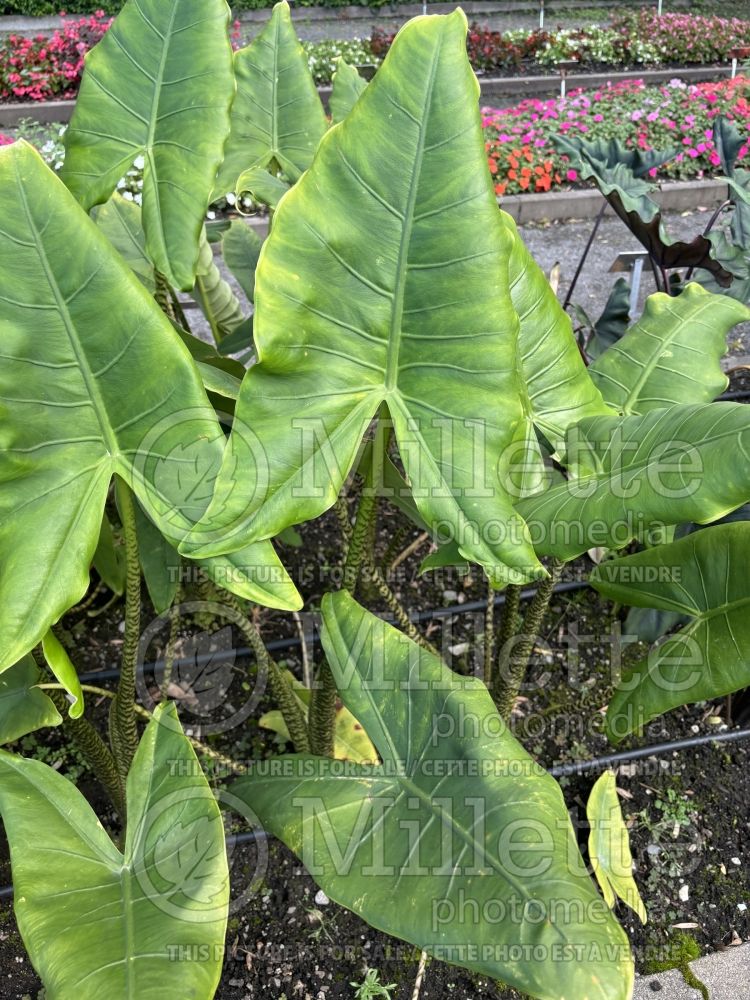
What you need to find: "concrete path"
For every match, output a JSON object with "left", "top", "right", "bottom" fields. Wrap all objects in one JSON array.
[{"left": 633, "top": 943, "right": 750, "bottom": 999}]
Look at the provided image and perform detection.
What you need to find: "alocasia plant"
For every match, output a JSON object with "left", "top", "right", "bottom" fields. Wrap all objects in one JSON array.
[
  {"left": 236, "top": 591, "right": 634, "bottom": 1000},
  {"left": 3, "top": 2, "right": 750, "bottom": 998}
]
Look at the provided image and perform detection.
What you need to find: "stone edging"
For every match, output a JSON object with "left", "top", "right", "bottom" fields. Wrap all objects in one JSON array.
[
  {"left": 235, "top": 178, "right": 727, "bottom": 234},
  {"left": 0, "top": 64, "right": 732, "bottom": 128}
]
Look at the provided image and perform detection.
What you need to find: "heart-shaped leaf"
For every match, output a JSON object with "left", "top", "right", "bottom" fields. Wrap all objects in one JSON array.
[
  {"left": 591, "top": 524, "right": 750, "bottom": 740},
  {"left": 0, "top": 141, "right": 300, "bottom": 673},
  {"left": 0, "top": 702, "right": 229, "bottom": 999},
  {"left": 181, "top": 11, "right": 544, "bottom": 588},
  {"left": 234, "top": 591, "right": 633, "bottom": 1000},
  {"left": 61, "top": 0, "right": 235, "bottom": 290},
  {"left": 590, "top": 284, "right": 749, "bottom": 414},
  {"left": 0, "top": 656, "right": 62, "bottom": 745},
  {"left": 214, "top": 0, "right": 328, "bottom": 195},
  {"left": 517, "top": 403, "right": 750, "bottom": 560}
]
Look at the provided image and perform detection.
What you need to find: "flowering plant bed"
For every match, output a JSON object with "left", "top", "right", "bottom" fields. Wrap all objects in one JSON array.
[
  {"left": 484, "top": 76, "right": 750, "bottom": 195},
  {"left": 4, "top": 10, "right": 750, "bottom": 102},
  {"left": 372, "top": 11, "right": 750, "bottom": 76}
]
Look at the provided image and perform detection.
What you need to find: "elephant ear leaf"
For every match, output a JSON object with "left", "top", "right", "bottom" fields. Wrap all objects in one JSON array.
[
  {"left": 517, "top": 402, "right": 750, "bottom": 561},
  {"left": 589, "top": 283, "right": 749, "bottom": 414},
  {"left": 0, "top": 703, "right": 229, "bottom": 999},
  {"left": 61, "top": 0, "right": 235, "bottom": 290},
  {"left": 180, "top": 11, "right": 543, "bottom": 588},
  {"left": 0, "top": 656, "right": 62, "bottom": 745},
  {"left": 233, "top": 591, "right": 633, "bottom": 1000},
  {"left": 587, "top": 771, "right": 647, "bottom": 923},
  {"left": 0, "top": 141, "right": 299, "bottom": 673},
  {"left": 501, "top": 210, "right": 613, "bottom": 473},
  {"left": 235, "top": 167, "right": 291, "bottom": 211},
  {"left": 591, "top": 524, "right": 750, "bottom": 741},
  {"left": 329, "top": 58, "right": 368, "bottom": 124},
  {"left": 214, "top": 0, "right": 328, "bottom": 195}
]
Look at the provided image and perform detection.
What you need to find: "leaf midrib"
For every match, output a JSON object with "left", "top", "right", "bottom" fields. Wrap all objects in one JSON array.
[{"left": 384, "top": 42, "right": 441, "bottom": 391}]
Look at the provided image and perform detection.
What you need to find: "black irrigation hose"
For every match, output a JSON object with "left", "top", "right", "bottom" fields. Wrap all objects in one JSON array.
[
  {"left": 78, "top": 580, "right": 592, "bottom": 685},
  {"left": 549, "top": 725, "right": 750, "bottom": 777},
  {"left": 718, "top": 389, "right": 750, "bottom": 401}
]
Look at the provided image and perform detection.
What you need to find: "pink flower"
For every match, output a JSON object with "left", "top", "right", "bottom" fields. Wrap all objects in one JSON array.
[{"left": 566, "top": 169, "right": 578, "bottom": 181}]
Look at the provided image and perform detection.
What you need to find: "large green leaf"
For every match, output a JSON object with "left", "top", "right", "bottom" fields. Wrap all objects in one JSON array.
[
  {"left": 329, "top": 58, "right": 368, "bottom": 124},
  {"left": 587, "top": 771, "right": 646, "bottom": 922},
  {"left": 502, "top": 210, "right": 612, "bottom": 460},
  {"left": 0, "top": 702, "right": 228, "bottom": 999},
  {"left": 0, "top": 656, "right": 62, "bottom": 745},
  {"left": 214, "top": 0, "right": 328, "bottom": 195},
  {"left": 517, "top": 402, "right": 750, "bottom": 560},
  {"left": 591, "top": 524, "right": 750, "bottom": 740},
  {"left": 234, "top": 591, "right": 633, "bottom": 1000},
  {"left": 222, "top": 219, "right": 264, "bottom": 303},
  {"left": 181, "top": 12, "right": 544, "bottom": 588},
  {"left": 589, "top": 284, "right": 749, "bottom": 414},
  {"left": 93, "top": 194, "right": 154, "bottom": 292},
  {"left": 61, "top": 0, "right": 235, "bottom": 290},
  {"left": 0, "top": 141, "right": 299, "bottom": 673}
]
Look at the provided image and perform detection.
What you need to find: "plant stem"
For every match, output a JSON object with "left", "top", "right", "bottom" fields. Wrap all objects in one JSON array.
[
  {"left": 494, "top": 562, "right": 563, "bottom": 722},
  {"left": 483, "top": 575, "right": 495, "bottom": 687},
  {"left": 160, "top": 584, "right": 182, "bottom": 700},
  {"left": 388, "top": 530, "right": 430, "bottom": 574},
  {"left": 311, "top": 416, "right": 389, "bottom": 756},
  {"left": 40, "top": 684, "right": 240, "bottom": 774},
  {"left": 154, "top": 270, "right": 176, "bottom": 322},
  {"left": 215, "top": 587, "right": 310, "bottom": 753},
  {"left": 45, "top": 686, "right": 125, "bottom": 820},
  {"left": 110, "top": 478, "right": 142, "bottom": 785},
  {"left": 361, "top": 556, "right": 439, "bottom": 657}
]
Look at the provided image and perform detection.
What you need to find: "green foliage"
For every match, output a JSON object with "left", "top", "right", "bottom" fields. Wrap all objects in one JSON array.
[
  {"left": 587, "top": 770, "right": 647, "bottom": 922},
  {"left": 61, "top": 0, "right": 235, "bottom": 290},
  {"left": 0, "top": 704, "right": 229, "bottom": 999},
  {"left": 592, "top": 524, "right": 750, "bottom": 740},
  {"left": 216, "top": 1, "right": 327, "bottom": 195},
  {"left": 234, "top": 591, "right": 634, "bottom": 1000},
  {"left": 4, "top": 4, "right": 750, "bottom": 997}
]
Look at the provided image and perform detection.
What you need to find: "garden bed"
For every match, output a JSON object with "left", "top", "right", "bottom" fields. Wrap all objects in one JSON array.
[
  {"left": 1, "top": 408, "right": 749, "bottom": 999},
  {"left": 1, "top": 10, "right": 748, "bottom": 102}
]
